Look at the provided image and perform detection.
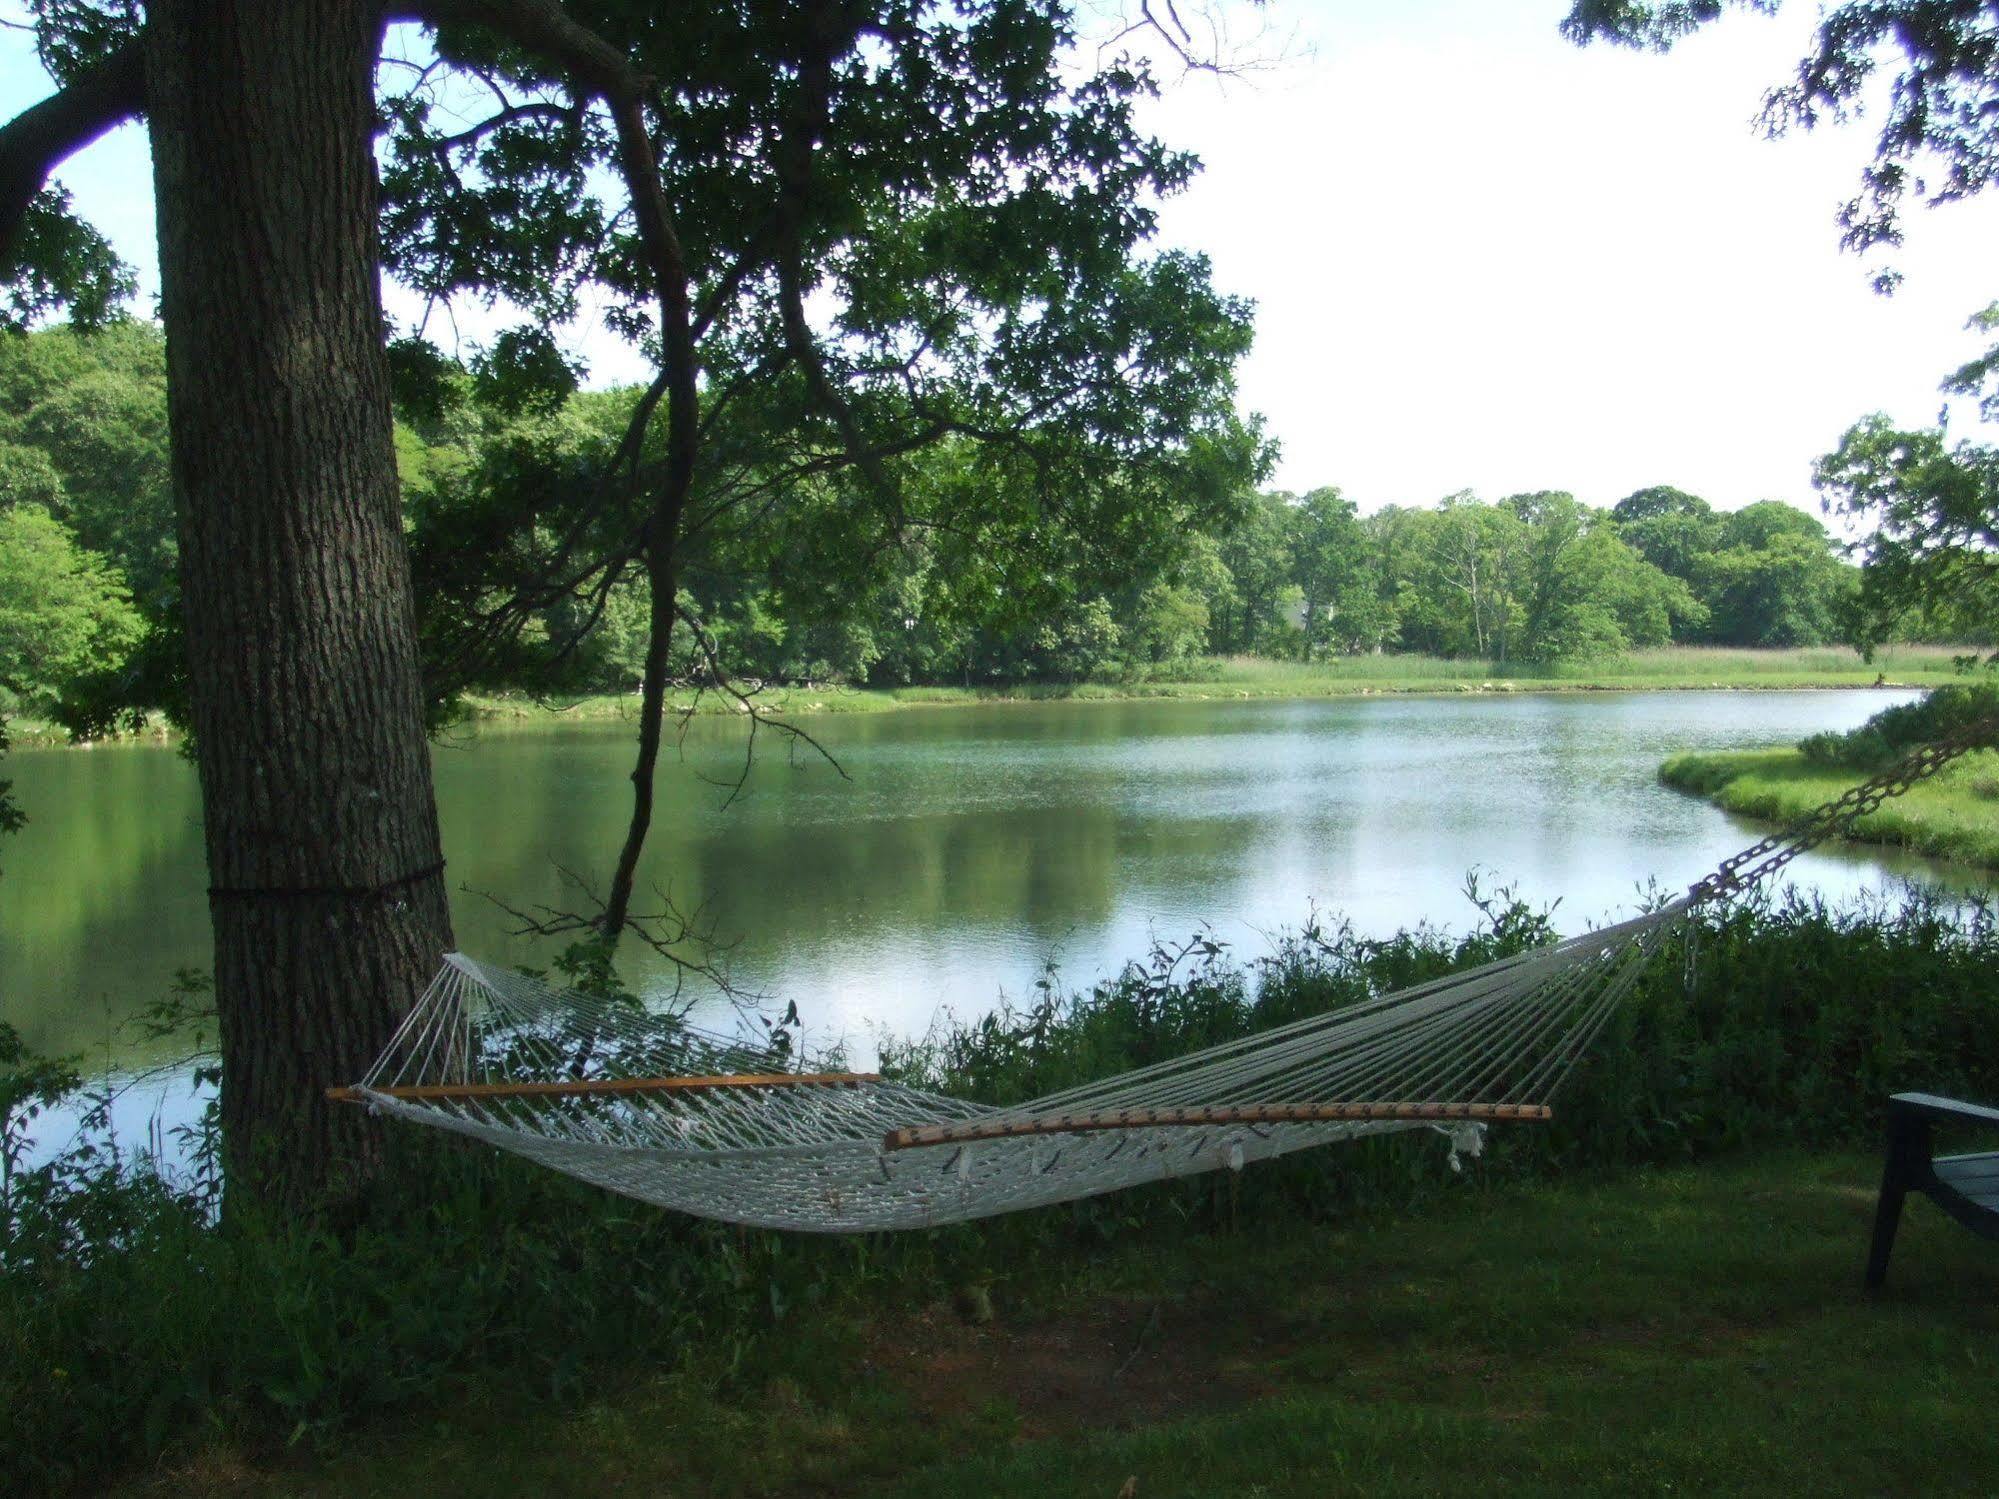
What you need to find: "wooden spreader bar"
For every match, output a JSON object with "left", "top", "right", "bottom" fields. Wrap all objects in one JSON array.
[
  {"left": 327, "top": 1072, "right": 880, "bottom": 1105},
  {"left": 882, "top": 1100, "right": 1551, "bottom": 1152}
]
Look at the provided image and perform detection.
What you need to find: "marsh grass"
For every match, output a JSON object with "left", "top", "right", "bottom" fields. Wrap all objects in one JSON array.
[
  {"left": 12, "top": 648, "right": 1963, "bottom": 745},
  {"left": 450, "top": 645, "right": 1969, "bottom": 730}
]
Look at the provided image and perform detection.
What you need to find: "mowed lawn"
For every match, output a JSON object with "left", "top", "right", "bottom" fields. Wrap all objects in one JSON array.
[
  {"left": 122, "top": 1150, "right": 1999, "bottom": 1498},
  {"left": 1661, "top": 746, "right": 1999, "bottom": 869}
]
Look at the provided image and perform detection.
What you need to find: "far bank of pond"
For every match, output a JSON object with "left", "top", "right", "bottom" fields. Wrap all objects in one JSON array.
[
  {"left": 3, "top": 645, "right": 1970, "bottom": 747},
  {"left": 457, "top": 644, "right": 1968, "bottom": 730},
  {"left": 1660, "top": 745, "right": 1999, "bottom": 869},
  {"left": 4, "top": 687, "right": 1985, "bottom": 1089}
]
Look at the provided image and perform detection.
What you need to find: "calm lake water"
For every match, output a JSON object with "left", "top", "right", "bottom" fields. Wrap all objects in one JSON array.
[{"left": 0, "top": 689, "right": 1978, "bottom": 1090}]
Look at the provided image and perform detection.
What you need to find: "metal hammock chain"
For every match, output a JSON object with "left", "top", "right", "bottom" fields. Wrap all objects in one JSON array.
[{"left": 1686, "top": 712, "right": 1999, "bottom": 906}]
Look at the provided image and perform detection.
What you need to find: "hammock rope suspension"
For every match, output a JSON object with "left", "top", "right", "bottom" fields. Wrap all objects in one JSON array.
[{"left": 334, "top": 719, "right": 1992, "bottom": 1232}]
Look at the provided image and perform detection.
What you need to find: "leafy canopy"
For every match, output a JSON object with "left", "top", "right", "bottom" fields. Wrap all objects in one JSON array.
[
  {"left": 0, "top": 501, "right": 142, "bottom": 711},
  {"left": 1815, "top": 413, "right": 1999, "bottom": 651},
  {"left": 370, "top": 0, "right": 1265, "bottom": 697},
  {"left": 4, "top": 2, "right": 1268, "bottom": 726}
]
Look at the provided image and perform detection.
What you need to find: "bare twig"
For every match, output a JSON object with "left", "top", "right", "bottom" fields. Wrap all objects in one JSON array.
[
  {"left": 673, "top": 599, "right": 851, "bottom": 811},
  {"left": 468, "top": 864, "right": 760, "bottom": 1007}
]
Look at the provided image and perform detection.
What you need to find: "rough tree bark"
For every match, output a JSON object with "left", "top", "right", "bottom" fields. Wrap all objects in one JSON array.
[{"left": 146, "top": 0, "right": 453, "bottom": 1209}]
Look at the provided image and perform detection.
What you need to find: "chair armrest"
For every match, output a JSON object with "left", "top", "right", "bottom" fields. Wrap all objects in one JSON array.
[{"left": 1889, "top": 1092, "right": 1999, "bottom": 1129}]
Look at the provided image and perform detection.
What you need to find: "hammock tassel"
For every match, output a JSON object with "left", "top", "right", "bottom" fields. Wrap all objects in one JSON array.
[{"left": 1444, "top": 1122, "right": 1486, "bottom": 1173}]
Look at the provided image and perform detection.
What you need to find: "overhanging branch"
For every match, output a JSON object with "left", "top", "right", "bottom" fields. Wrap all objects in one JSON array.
[
  {"left": 398, "top": 0, "right": 640, "bottom": 96},
  {"left": 403, "top": 0, "right": 701, "bottom": 942},
  {"left": 0, "top": 41, "right": 145, "bottom": 264}
]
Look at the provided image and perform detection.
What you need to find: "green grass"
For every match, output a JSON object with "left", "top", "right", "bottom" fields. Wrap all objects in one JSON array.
[
  {"left": 2, "top": 711, "right": 176, "bottom": 748},
  {"left": 113, "top": 1149, "right": 1999, "bottom": 1498},
  {"left": 455, "top": 646, "right": 1970, "bottom": 730},
  {"left": 1661, "top": 744, "right": 1999, "bottom": 868}
]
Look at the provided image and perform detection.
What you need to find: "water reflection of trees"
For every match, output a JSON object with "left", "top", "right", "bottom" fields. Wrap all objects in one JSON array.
[{"left": 12, "top": 696, "right": 1968, "bottom": 1067}]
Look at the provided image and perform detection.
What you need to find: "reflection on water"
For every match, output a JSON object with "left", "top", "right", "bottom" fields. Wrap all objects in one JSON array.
[{"left": 0, "top": 689, "right": 1976, "bottom": 1082}]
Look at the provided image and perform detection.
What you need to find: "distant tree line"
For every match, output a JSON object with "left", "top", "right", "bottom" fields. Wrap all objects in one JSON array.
[{"left": 0, "top": 320, "right": 1969, "bottom": 722}]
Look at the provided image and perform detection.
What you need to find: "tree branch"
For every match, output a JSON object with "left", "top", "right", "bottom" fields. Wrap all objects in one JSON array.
[
  {"left": 768, "top": 2, "right": 903, "bottom": 510},
  {"left": 0, "top": 41, "right": 145, "bottom": 265},
  {"left": 405, "top": 0, "right": 700, "bottom": 941},
  {"left": 427, "top": 99, "right": 577, "bottom": 156},
  {"left": 401, "top": 0, "right": 641, "bottom": 96}
]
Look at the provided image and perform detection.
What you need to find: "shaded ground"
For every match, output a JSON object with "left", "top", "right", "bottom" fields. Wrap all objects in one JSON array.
[{"left": 114, "top": 1150, "right": 1999, "bottom": 1498}]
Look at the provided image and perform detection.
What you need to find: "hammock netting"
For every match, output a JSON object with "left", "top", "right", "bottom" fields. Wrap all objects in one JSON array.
[{"left": 337, "top": 722, "right": 1986, "bottom": 1233}]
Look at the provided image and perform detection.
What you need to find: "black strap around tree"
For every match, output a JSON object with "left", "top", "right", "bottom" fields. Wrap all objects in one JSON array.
[{"left": 206, "top": 857, "right": 447, "bottom": 904}]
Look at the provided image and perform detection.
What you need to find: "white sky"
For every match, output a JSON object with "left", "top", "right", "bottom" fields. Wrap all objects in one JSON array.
[
  {"left": 1136, "top": 0, "right": 1999, "bottom": 511},
  {"left": 5, "top": 1, "right": 1998, "bottom": 515}
]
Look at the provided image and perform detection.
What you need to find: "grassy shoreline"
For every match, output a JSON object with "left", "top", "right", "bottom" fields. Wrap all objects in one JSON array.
[
  {"left": 3, "top": 647, "right": 1967, "bottom": 751},
  {"left": 4, "top": 646, "right": 1968, "bottom": 747},
  {"left": 456, "top": 644, "right": 1966, "bottom": 732},
  {"left": 1661, "top": 743, "right": 1999, "bottom": 868},
  {"left": 15, "top": 894, "right": 1999, "bottom": 1493}
]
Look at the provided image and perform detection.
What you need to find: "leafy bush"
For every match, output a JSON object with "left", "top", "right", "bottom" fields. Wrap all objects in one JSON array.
[
  {"left": 1798, "top": 682, "right": 1999, "bottom": 770},
  {"left": 6, "top": 891, "right": 1999, "bottom": 1491},
  {"left": 0, "top": 503, "right": 144, "bottom": 715}
]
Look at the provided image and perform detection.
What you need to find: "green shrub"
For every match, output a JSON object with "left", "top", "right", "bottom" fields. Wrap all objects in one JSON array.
[{"left": 1798, "top": 682, "right": 1999, "bottom": 770}]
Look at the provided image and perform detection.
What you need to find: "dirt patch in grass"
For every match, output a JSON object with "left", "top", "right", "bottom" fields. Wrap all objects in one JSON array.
[
  {"left": 865, "top": 1291, "right": 1299, "bottom": 1439},
  {"left": 864, "top": 1233, "right": 1810, "bottom": 1451}
]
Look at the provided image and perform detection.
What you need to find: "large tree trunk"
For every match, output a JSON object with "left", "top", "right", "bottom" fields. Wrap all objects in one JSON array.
[{"left": 146, "top": 0, "right": 453, "bottom": 1211}]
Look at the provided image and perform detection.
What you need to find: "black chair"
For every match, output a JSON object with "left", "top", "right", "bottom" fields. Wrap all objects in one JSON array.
[{"left": 1865, "top": 1092, "right": 1999, "bottom": 1288}]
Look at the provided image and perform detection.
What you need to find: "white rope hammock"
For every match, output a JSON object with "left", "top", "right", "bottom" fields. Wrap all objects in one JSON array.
[{"left": 332, "top": 725, "right": 1983, "bottom": 1233}]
